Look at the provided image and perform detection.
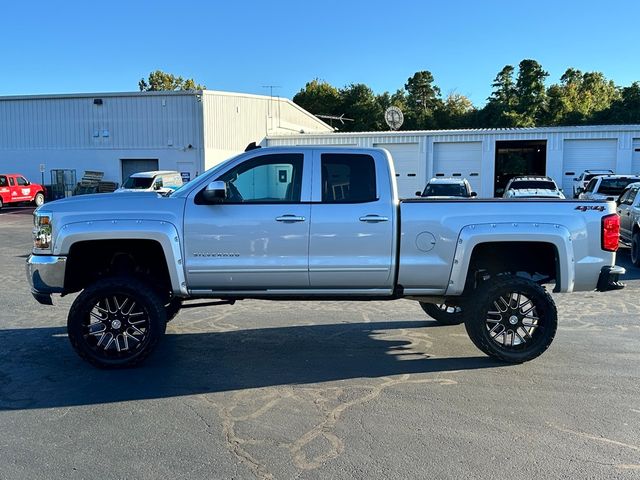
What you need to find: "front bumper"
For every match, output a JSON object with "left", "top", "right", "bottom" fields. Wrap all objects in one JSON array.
[
  {"left": 26, "top": 254, "right": 67, "bottom": 305},
  {"left": 596, "top": 265, "right": 626, "bottom": 292}
]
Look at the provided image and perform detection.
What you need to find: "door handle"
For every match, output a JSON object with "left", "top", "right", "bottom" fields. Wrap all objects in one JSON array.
[
  {"left": 276, "top": 215, "right": 305, "bottom": 222},
  {"left": 359, "top": 215, "right": 389, "bottom": 223}
]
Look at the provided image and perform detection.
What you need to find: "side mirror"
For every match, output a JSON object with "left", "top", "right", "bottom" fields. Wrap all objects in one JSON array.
[
  {"left": 470, "top": 191, "right": 477, "bottom": 197},
  {"left": 415, "top": 190, "right": 422, "bottom": 196},
  {"left": 202, "top": 180, "right": 227, "bottom": 203},
  {"left": 574, "top": 178, "right": 579, "bottom": 181},
  {"left": 576, "top": 187, "right": 584, "bottom": 194}
]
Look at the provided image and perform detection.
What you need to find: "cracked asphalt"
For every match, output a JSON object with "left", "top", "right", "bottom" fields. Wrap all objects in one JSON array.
[{"left": 1, "top": 208, "right": 639, "bottom": 479}]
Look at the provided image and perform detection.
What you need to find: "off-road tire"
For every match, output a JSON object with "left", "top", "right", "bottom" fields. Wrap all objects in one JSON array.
[
  {"left": 419, "top": 302, "right": 464, "bottom": 325},
  {"left": 632, "top": 232, "right": 640, "bottom": 267},
  {"left": 463, "top": 276, "right": 557, "bottom": 363},
  {"left": 67, "top": 276, "right": 167, "bottom": 368}
]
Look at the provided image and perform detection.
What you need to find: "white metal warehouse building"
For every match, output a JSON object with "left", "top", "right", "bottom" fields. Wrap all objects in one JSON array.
[
  {"left": 0, "top": 90, "right": 332, "bottom": 190},
  {"left": 267, "top": 125, "right": 640, "bottom": 198}
]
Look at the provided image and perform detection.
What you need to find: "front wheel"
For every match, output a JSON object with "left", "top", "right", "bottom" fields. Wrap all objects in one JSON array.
[
  {"left": 67, "top": 276, "right": 167, "bottom": 368},
  {"left": 463, "top": 276, "right": 557, "bottom": 363},
  {"left": 419, "top": 302, "right": 464, "bottom": 325},
  {"left": 631, "top": 232, "right": 640, "bottom": 267}
]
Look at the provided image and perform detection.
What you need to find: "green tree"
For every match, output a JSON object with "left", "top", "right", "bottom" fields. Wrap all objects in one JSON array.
[
  {"left": 139, "top": 70, "right": 206, "bottom": 91},
  {"left": 481, "top": 65, "right": 518, "bottom": 127},
  {"left": 339, "top": 83, "right": 383, "bottom": 131},
  {"left": 292, "top": 79, "right": 342, "bottom": 116},
  {"left": 597, "top": 82, "right": 640, "bottom": 123},
  {"left": 513, "top": 59, "right": 549, "bottom": 126},
  {"left": 436, "top": 92, "right": 476, "bottom": 128},
  {"left": 404, "top": 70, "right": 443, "bottom": 129},
  {"left": 544, "top": 68, "right": 617, "bottom": 124}
]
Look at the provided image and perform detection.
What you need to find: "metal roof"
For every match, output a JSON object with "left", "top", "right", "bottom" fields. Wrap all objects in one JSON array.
[{"left": 268, "top": 124, "right": 640, "bottom": 139}]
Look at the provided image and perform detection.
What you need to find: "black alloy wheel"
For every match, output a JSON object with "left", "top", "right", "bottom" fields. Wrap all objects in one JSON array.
[
  {"left": 464, "top": 276, "right": 557, "bottom": 363},
  {"left": 67, "top": 277, "right": 166, "bottom": 368}
]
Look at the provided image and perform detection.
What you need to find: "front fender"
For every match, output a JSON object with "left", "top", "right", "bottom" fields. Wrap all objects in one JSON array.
[
  {"left": 446, "top": 223, "right": 575, "bottom": 295},
  {"left": 53, "top": 219, "right": 188, "bottom": 296}
]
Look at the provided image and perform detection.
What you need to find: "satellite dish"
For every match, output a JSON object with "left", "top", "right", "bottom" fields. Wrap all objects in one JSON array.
[{"left": 384, "top": 106, "right": 404, "bottom": 130}]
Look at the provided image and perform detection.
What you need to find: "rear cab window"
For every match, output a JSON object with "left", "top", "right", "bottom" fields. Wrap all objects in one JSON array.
[{"left": 320, "top": 153, "right": 377, "bottom": 203}]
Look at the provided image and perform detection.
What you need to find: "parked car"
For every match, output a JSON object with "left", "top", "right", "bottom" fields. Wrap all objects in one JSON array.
[
  {"left": 27, "top": 147, "right": 624, "bottom": 368},
  {"left": 572, "top": 169, "right": 614, "bottom": 198},
  {"left": 616, "top": 181, "right": 640, "bottom": 265},
  {"left": 0, "top": 174, "right": 45, "bottom": 209},
  {"left": 503, "top": 176, "right": 565, "bottom": 199},
  {"left": 578, "top": 175, "right": 640, "bottom": 201},
  {"left": 416, "top": 178, "right": 477, "bottom": 198},
  {"left": 116, "top": 171, "right": 183, "bottom": 195}
]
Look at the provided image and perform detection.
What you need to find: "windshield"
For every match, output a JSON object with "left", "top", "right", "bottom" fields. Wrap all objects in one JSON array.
[
  {"left": 509, "top": 180, "right": 556, "bottom": 190},
  {"left": 597, "top": 178, "right": 640, "bottom": 195},
  {"left": 122, "top": 177, "right": 154, "bottom": 189},
  {"left": 423, "top": 183, "right": 468, "bottom": 197},
  {"left": 169, "top": 154, "right": 242, "bottom": 197}
]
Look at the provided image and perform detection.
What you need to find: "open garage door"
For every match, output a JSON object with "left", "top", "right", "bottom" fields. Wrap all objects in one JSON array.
[
  {"left": 632, "top": 139, "right": 640, "bottom": 174},
  {"left": 121, "top": 158, "right": 159, "bottom": 183},
  {"left": 373, "top": 143, "right": 421, "bottom": 198},
  {"left": 433, "top": 142, "right": 483, "bottom": 195},
  {"left": 562, "top": 139, "right": 617, "bottom": 195}
]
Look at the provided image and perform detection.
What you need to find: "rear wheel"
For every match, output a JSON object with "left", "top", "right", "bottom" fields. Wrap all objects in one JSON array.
[
  {"left": 463, "top": 276, "right": 557, "bottom": 363},
  {"left": 419, "top": 302, "right": 464, "bottom": 325},
  {"left": 67, "top": 276, "right": 167, "bottom": 368},
  {"left": 631, "top": 232, "right": 640, "bottom": 267},
  {"left": 33, "top": 192, "right": 45, "bottom": 207}
]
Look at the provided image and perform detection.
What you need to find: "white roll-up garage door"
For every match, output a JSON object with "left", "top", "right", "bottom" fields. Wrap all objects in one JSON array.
[
  {"left": 433, "top": 142, "right": 483, "bottom": 195},
  {"left": 632, "top": 139, "right": 640, "bottom": 174},
  {"left": 562, "top": 139, "right": 617, "bottom": 194},
  {"left": 373, "top": 143, "right": 421, "bottom": 198}
]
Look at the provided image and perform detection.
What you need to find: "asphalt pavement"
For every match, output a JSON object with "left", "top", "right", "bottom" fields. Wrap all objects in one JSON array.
[{"left": 1, "top": 212, "right": 639, "bottom": 479}]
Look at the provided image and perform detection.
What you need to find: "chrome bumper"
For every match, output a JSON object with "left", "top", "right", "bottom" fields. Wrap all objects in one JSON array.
[{"left": 26, "top": 254, "right": 67, "bottom": 305}]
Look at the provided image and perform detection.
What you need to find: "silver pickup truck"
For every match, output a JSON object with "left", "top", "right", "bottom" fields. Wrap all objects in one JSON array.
[{"left": 27, "top": 147, "right": 625, "bottom": 368}]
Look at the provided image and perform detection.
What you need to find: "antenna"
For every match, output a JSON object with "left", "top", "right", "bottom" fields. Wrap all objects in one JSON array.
[
  {"left": 261, "top": 85, "right": 281, "bottom": 129},
  {"left": 315, "top": 114, "right": 354, "bottom": 129}
]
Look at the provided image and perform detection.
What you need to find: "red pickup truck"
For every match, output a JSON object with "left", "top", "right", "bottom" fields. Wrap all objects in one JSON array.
[{"left": 0, "top": 174, "right": 45, "bottom": 209}]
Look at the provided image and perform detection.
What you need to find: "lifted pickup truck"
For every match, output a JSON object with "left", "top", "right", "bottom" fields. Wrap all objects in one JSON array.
[{"left": 27, "top": 147, "right": 625, "bottom": 368}]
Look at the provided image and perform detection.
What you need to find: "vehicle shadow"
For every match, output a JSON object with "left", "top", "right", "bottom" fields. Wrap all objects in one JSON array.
[{"left": 0, "top": 320, "right": 503, "bottom": 411}]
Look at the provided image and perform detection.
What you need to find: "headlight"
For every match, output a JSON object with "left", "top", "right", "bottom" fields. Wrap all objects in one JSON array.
[{"left": 33, "top": 211, "right": 53, "bottom": 252}]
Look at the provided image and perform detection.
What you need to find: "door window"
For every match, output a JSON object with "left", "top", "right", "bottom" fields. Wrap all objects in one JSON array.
[
  {"left": 8, "top": 177, "right": 15, "bottom": 186},
  {"left": 626, "top": 188, "right": 638, "bottom": 205},
  {"left": 16, "top": 176, "right": 29, "bottom": 186},
  {"left": 584, "top": 178, "right": 597, "bottom": 193},
  {"left": 321, "top": 154, "right": 377, "bottom": 203},
  {"left": 0, "top": 176, "right": 7, "bottom": 187},
  {"left": 216, "top": 154, "right": 304, "bottom": 203}
]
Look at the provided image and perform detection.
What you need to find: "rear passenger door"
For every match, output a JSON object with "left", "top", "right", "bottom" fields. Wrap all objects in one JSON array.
[{"left": 309, "top": 151, "right": 395, "bottom": 289}]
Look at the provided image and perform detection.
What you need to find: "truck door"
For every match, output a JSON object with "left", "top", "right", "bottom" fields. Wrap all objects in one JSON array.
[
  {"left": 183, "top": 152, "right": 311, "bottom": 290},
  {"left": 15, "top": 176, "right": 33, "bottom": 201},
  {"left": 309, "top": 151, "right": 395, "bottom": 289},
  {"left": 618, "top": 187, "right": 638, "bottom": 238}
]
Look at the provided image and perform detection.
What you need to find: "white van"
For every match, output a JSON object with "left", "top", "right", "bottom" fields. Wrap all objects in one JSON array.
[{"left": 117, "top": 171, "right": 183, "bottom": 195}]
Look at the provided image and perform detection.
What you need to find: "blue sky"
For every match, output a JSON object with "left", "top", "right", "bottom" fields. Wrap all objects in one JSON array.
[{"left": 1, "top": 0, "right": 639, "bottom": 106}]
